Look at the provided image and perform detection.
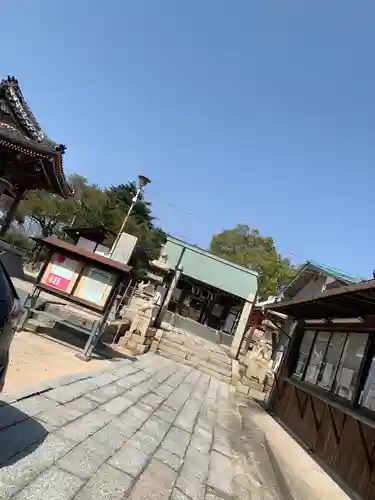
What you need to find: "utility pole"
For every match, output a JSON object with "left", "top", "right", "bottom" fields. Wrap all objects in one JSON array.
[
  {"left": 154, "top": 247, "right": 185, "bottom": 328},
  {"left": 109, "top": 174, "right": 151, "bottom": 258}
]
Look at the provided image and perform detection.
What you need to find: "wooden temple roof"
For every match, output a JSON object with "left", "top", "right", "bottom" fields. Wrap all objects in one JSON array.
[
  {"left": 0, "top": 76, "right": 72, "bottom": 198},
  {"left": 266, "top": 279, "right": 375, "bottom": 319}
]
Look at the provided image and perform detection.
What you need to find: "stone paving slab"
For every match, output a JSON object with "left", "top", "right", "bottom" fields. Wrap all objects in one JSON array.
[{"left": 0, "top": 353, "right": 283, "bottom": 500}]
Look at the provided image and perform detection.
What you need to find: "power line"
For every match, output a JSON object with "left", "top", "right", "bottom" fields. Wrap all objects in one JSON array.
[
  {"left": 152, "top": 196, "right": 217, "bottom": 227},
  {"left": 150, "top": 194, "right": 361, "bottom": 276},
  {"left": 152, "top": 195, "right": 308, "bottom": 259}
]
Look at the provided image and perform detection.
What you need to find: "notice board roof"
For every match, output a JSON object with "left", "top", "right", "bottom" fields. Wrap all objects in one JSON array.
[{"left": 35, "top": 236, "right": 132, "bottom": 274}]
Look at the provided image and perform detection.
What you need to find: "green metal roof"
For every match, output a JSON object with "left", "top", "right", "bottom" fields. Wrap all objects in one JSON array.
[
  {"left": 306, "top": 261, "right": 364, "bottom": 283},
  {"left": 167, "top": 236, "right": 258, "bottom": 277},
  {"left": 163, "top": 236, "right": 258, "bottom": 300}
]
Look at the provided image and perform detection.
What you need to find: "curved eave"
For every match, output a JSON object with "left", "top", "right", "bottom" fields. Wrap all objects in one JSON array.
[
  {"left": 0, "top": 135, "right": 73, "bottom": 198},
  {"left": 0, "top": 134, "right": 54, "bottom": 159},
  {"left": 51, "top": 153, "right": 73, "bottom": 198}
]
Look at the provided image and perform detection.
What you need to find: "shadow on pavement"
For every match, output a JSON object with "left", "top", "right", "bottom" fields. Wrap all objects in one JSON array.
[
  {"left": 0, "top": 400, "right": 47, "bottom": 468},
  {"left": 34, "top": 326, "right": 137, "bottom": 362},
  {"left": 19, "top": 273, "right": 36, "bottom": 285}
]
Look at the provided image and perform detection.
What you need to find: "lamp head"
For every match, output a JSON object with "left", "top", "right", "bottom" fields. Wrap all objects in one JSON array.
[{"left": 138, "top": 175, "right": 151, "bottom": 188}]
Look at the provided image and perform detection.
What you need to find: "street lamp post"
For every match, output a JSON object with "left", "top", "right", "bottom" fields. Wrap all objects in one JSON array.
[{"left": 109, "top": 174, "right": 151, "bottom": 258}]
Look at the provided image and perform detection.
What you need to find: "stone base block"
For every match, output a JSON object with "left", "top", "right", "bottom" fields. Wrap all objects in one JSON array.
[
  {"left": 236, "top": 382, "right": 250, "bottom": 396},
  {"left": 133, "top": 344, "right": 150, "bottom": 355},
  {"left": 241, "top": 376, "right": 265, "bottom": 391}
]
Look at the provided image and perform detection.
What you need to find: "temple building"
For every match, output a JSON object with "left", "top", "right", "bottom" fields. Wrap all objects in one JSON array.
[
  {"left": 0, "top": 76, "right": 72, "bottom": 235},
  {"left": 150, "top": 235, "right": 258, "bottom": 353}
]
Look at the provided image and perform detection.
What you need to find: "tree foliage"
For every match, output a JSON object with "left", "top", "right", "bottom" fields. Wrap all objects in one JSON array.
[
  {"left": 17, "top": 174, "right": 166, "bottom": 279},
  {"left": 210, "top": 224, "right": 299, "bottom": 299},
  {"left": 18, "top": 190, "right": 76, "bottom": 237},
  {"left": 103, "top": 183, "right": 165, "bottom": 277}
]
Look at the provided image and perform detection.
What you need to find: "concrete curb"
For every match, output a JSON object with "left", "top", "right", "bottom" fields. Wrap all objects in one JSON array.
[
  {"left": 236, "top": 395, "right": 294, "bottom": 500},
  {"left": 263, "top": 437, "right": 296, "bottom": 500}
]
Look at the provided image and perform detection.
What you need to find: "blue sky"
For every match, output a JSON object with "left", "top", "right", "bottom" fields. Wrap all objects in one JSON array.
[{"left": 2, "top": 1, "right": 374, "bottom": 278}]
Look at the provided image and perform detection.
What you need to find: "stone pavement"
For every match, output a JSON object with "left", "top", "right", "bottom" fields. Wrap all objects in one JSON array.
[{"left": 0, "top": 353, "right": 283, "bottom": 500}]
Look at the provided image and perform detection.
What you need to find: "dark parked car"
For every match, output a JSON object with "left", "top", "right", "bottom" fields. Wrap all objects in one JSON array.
[{"left": 0, "top": 259, "right": 22, "bottom": 391}]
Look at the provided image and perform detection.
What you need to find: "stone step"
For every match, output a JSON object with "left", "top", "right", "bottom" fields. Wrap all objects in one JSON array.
[
  {"left": 44, "top": 302, "right": 99, "bottom": 330},
  {"left": 156, "top": 326, "right": 234, "bottom": 383},
  {"left": 157, "top": 343, "right": 188, "bottom": 361},
  {"left": 32, "top": 311, "right": 57, "bottom": 328},
  {"left": 24, "top": 318, "right": 53, "bottom": 333},
  {"left": 206, "top": 354, "right": 232, "bottom": 369},
  {"left": 161, "top": 335, "right": 232, "bottom": 367},
  {"left": 160, "top": 338, "right": 210, "bottom": 362},
  {"left": 185, "top": 355, "right": 232, "bottom": 377},
  {"left": 157, "top": 350, "right": 198, "bottom": 369},
  {"left": 159, "top": 340, "right": 232, "bottom": 375},
  {"left": 158, "top": 344, "right": 232, "bottom": 378},
  {"left": 162, "top": 331, "right": 185, "bottom": 345},
  {"left": 195, "top": 365, "right": 232, "bottom": 384},
  {"left": 159, "top": 336, "right": 193, "bottom": 353},
  {"left": 157, "top": 349, "right": 232, "bottom": 383}
]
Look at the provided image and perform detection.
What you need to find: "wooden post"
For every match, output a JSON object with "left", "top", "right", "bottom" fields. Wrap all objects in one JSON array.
[{"left": 267, "top": 319, "right": 302, "bottom": 412}]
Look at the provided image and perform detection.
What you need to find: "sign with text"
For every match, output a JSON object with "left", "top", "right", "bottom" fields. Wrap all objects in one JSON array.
[
  {"left": 46, "top": 273, "right": 70, "bottom": 291},
  {"left": 45, "top": 255, "right": 77, "bottom": 292}
]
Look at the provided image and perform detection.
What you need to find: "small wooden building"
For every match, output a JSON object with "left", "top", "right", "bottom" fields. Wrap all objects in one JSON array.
[
  {"left": 20, "top": 235, "right": 132, "bottom": 359},
  {"left": 266, "top": 280, "right": 375, "bottom": 500},
  {"left": 35, "top": 236, "right": 131, "bottom": 312}
]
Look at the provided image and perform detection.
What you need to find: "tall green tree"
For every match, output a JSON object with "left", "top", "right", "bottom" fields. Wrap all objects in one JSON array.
[
  {"left": 106, "top": 182, "right": 154, "bottom": 228},
  {"left": 104, "top": 183, "right": 165, "bottom": 278},
  {"left": 210, "top": 224, "right": 298, "bottom": 299},
  {"left": 18, "top": 189, "right": 76, "bottom": 237},
  {"left": 17, "top": 175, "right": 166, "bottom": 279},
  {"left": 17, "top": 174, "right": 112, "bottom": 237},
  {"left": 69, "top": 175, "right": 112, "bottom": 229}
]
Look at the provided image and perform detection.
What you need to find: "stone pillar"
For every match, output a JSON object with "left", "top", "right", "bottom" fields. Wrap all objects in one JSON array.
[
  {"left": 230, "top": 295, "right": 254, "bottom": 359},
  {"left": 154, "top": 247, "right": 185, "bottom": 328}
]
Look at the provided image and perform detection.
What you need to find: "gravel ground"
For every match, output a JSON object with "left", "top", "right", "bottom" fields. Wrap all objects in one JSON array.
[{"left": 4, "top": 331, "right": 113, "bottom": 393}]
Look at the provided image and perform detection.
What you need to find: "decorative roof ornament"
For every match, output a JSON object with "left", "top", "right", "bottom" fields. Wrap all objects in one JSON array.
[
  {"left": 56, "top": 144, "right": 67, "bottom": 153},
  {"left": 160, "top": 249, "right": 168, "bottom": 263}
]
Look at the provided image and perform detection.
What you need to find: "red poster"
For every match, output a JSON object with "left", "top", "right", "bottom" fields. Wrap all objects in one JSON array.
[{"left": 46, "top": 273, "right": 70, "bottom": 291}]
